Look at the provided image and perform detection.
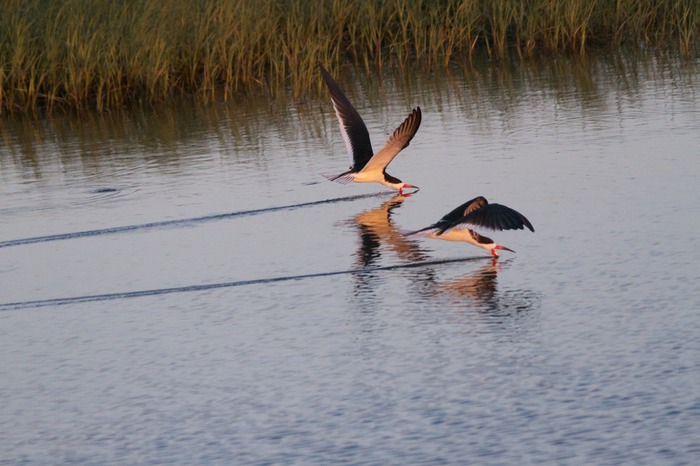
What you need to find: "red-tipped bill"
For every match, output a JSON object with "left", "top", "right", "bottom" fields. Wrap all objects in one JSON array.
[{"left": 399, "top": 184, "right": 420, "bottom": 195}]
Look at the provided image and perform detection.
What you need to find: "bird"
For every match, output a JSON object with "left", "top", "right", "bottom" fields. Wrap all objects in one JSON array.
[
  {"left": 403, "top": 196, "right": 534, "bottom": 257},
  {"left": 319, "top": 65, "right": 422, "bottom": 195}
]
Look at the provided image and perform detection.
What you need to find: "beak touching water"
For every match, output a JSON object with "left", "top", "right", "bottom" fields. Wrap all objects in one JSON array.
[
  {"left": 399, "top": 184, "right": 420, "bottom": 195},
  {"left": 491, "top": 245, "right": 516, "bottom": 257}
]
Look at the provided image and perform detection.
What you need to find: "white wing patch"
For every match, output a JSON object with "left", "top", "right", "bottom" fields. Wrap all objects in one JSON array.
[{"left": 332, "top": 101, "right": 356, "bottom": 165}]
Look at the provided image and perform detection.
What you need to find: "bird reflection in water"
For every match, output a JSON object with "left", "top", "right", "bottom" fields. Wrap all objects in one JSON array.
[
  {"left": 351, "top": 194, "right": 431, "bottom": 297},
  {"left": 353, "top": 194, "right": 428, "bottom": 268},
  {"left": 432, "top": 259, "right": 501, "bottom": 306},
  {"left": 429, "top": 259, "right": 539, "bottom": 316}
]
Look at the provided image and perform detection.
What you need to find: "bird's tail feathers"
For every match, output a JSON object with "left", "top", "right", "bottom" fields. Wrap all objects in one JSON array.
[
  {"left": 401, "top": 227, "right": 436, "bottom": 239},
  {"left": 323, "top": 172, "right": 355, "bottom": 185}
]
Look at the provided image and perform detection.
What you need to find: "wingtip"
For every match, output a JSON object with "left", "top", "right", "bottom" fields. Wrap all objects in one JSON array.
[
  {"left": 319, "top": 65, "right": 332, "bottom": 83},
  {"left": 412, "top": 106, "right": 422, "bottom": 122},
  {"left": 319, "top": 64, "right": 339, "bottom": 91}
]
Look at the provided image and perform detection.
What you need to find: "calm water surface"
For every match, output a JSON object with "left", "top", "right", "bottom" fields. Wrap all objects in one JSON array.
[{"left": 1, "top": 49, "right": 699, "bottom": 464}]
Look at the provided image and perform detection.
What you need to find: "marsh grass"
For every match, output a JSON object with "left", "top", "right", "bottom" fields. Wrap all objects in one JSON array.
[{"left": 0, "top": 0, "right": 696, "bottom": 114}]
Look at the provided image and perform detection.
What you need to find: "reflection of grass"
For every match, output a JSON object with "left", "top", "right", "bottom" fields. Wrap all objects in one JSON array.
[
  {"left": 1, "top": 47, "right": 695, "bottom": 175},
  {"left": 0, "top": 0, "right": 696, "bottom": 114}
]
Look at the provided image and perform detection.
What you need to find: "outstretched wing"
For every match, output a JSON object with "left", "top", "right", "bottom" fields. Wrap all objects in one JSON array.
[
  {"left": 320, "top": 66, "right": 374, "bottom": 171},
  {"left": 360, "top": 107, "right": 422, "bottom": 174},
  {"left": 437, "top": 197, "right": 534, "bottom": 234},
  {"left": 433, "top": 196, "right": 488, "bottom": 233}
]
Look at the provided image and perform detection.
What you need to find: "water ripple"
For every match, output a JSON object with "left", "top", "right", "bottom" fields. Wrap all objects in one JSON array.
[
  {"left": 0, "top": 256, "right": 488, "bottom": 311},
  {"left": 0, "top": 191, "right": 392, "bottom": 249}
]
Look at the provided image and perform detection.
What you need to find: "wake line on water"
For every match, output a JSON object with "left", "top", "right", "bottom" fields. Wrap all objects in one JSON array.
[
  {"left": 0, "top": 256, "right": 487, "bottom": 311},
  {"left": 0, "top": 191, "right": 392, "bottom": 249}
]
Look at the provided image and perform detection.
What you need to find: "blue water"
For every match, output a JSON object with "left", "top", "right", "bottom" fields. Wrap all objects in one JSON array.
[{"left": 1, "top": 49, "right": 699, "bottom": 465}]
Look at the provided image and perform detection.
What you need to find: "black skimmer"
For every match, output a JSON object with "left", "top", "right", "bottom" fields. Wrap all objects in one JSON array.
[
  {"left": 404, "top": 196, "right": 534, "bottom": 257},
  {"left": 320, "top": 65, "right": 422, "bottom": 195}
]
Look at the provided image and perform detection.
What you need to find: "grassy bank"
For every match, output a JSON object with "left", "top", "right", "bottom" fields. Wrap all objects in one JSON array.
[{"left": 1, "top": 0, "right": 697, "bottom": 114}]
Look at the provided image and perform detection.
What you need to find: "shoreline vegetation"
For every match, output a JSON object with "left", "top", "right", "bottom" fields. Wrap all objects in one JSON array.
[{"left": 1, "top": 0, "right": 697, "bottom": 115}]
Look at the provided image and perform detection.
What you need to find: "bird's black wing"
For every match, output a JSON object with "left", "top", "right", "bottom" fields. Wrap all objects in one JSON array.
[
  {"left": 434, "top": 197, "right": 490, "bottom": 234},
  {"left": 320, "top": 65, "right": 374, "bottom": 171},
  {"left": 361, "top": 107, "right": 421, "bottom": 173},
  {"left": 446, "top": 202, "right": 535, "bottom": 233}
]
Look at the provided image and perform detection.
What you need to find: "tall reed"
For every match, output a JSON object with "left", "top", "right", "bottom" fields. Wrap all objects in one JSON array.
[{"left": 0, "top": 0, "right": 696, "bottom": 114}]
